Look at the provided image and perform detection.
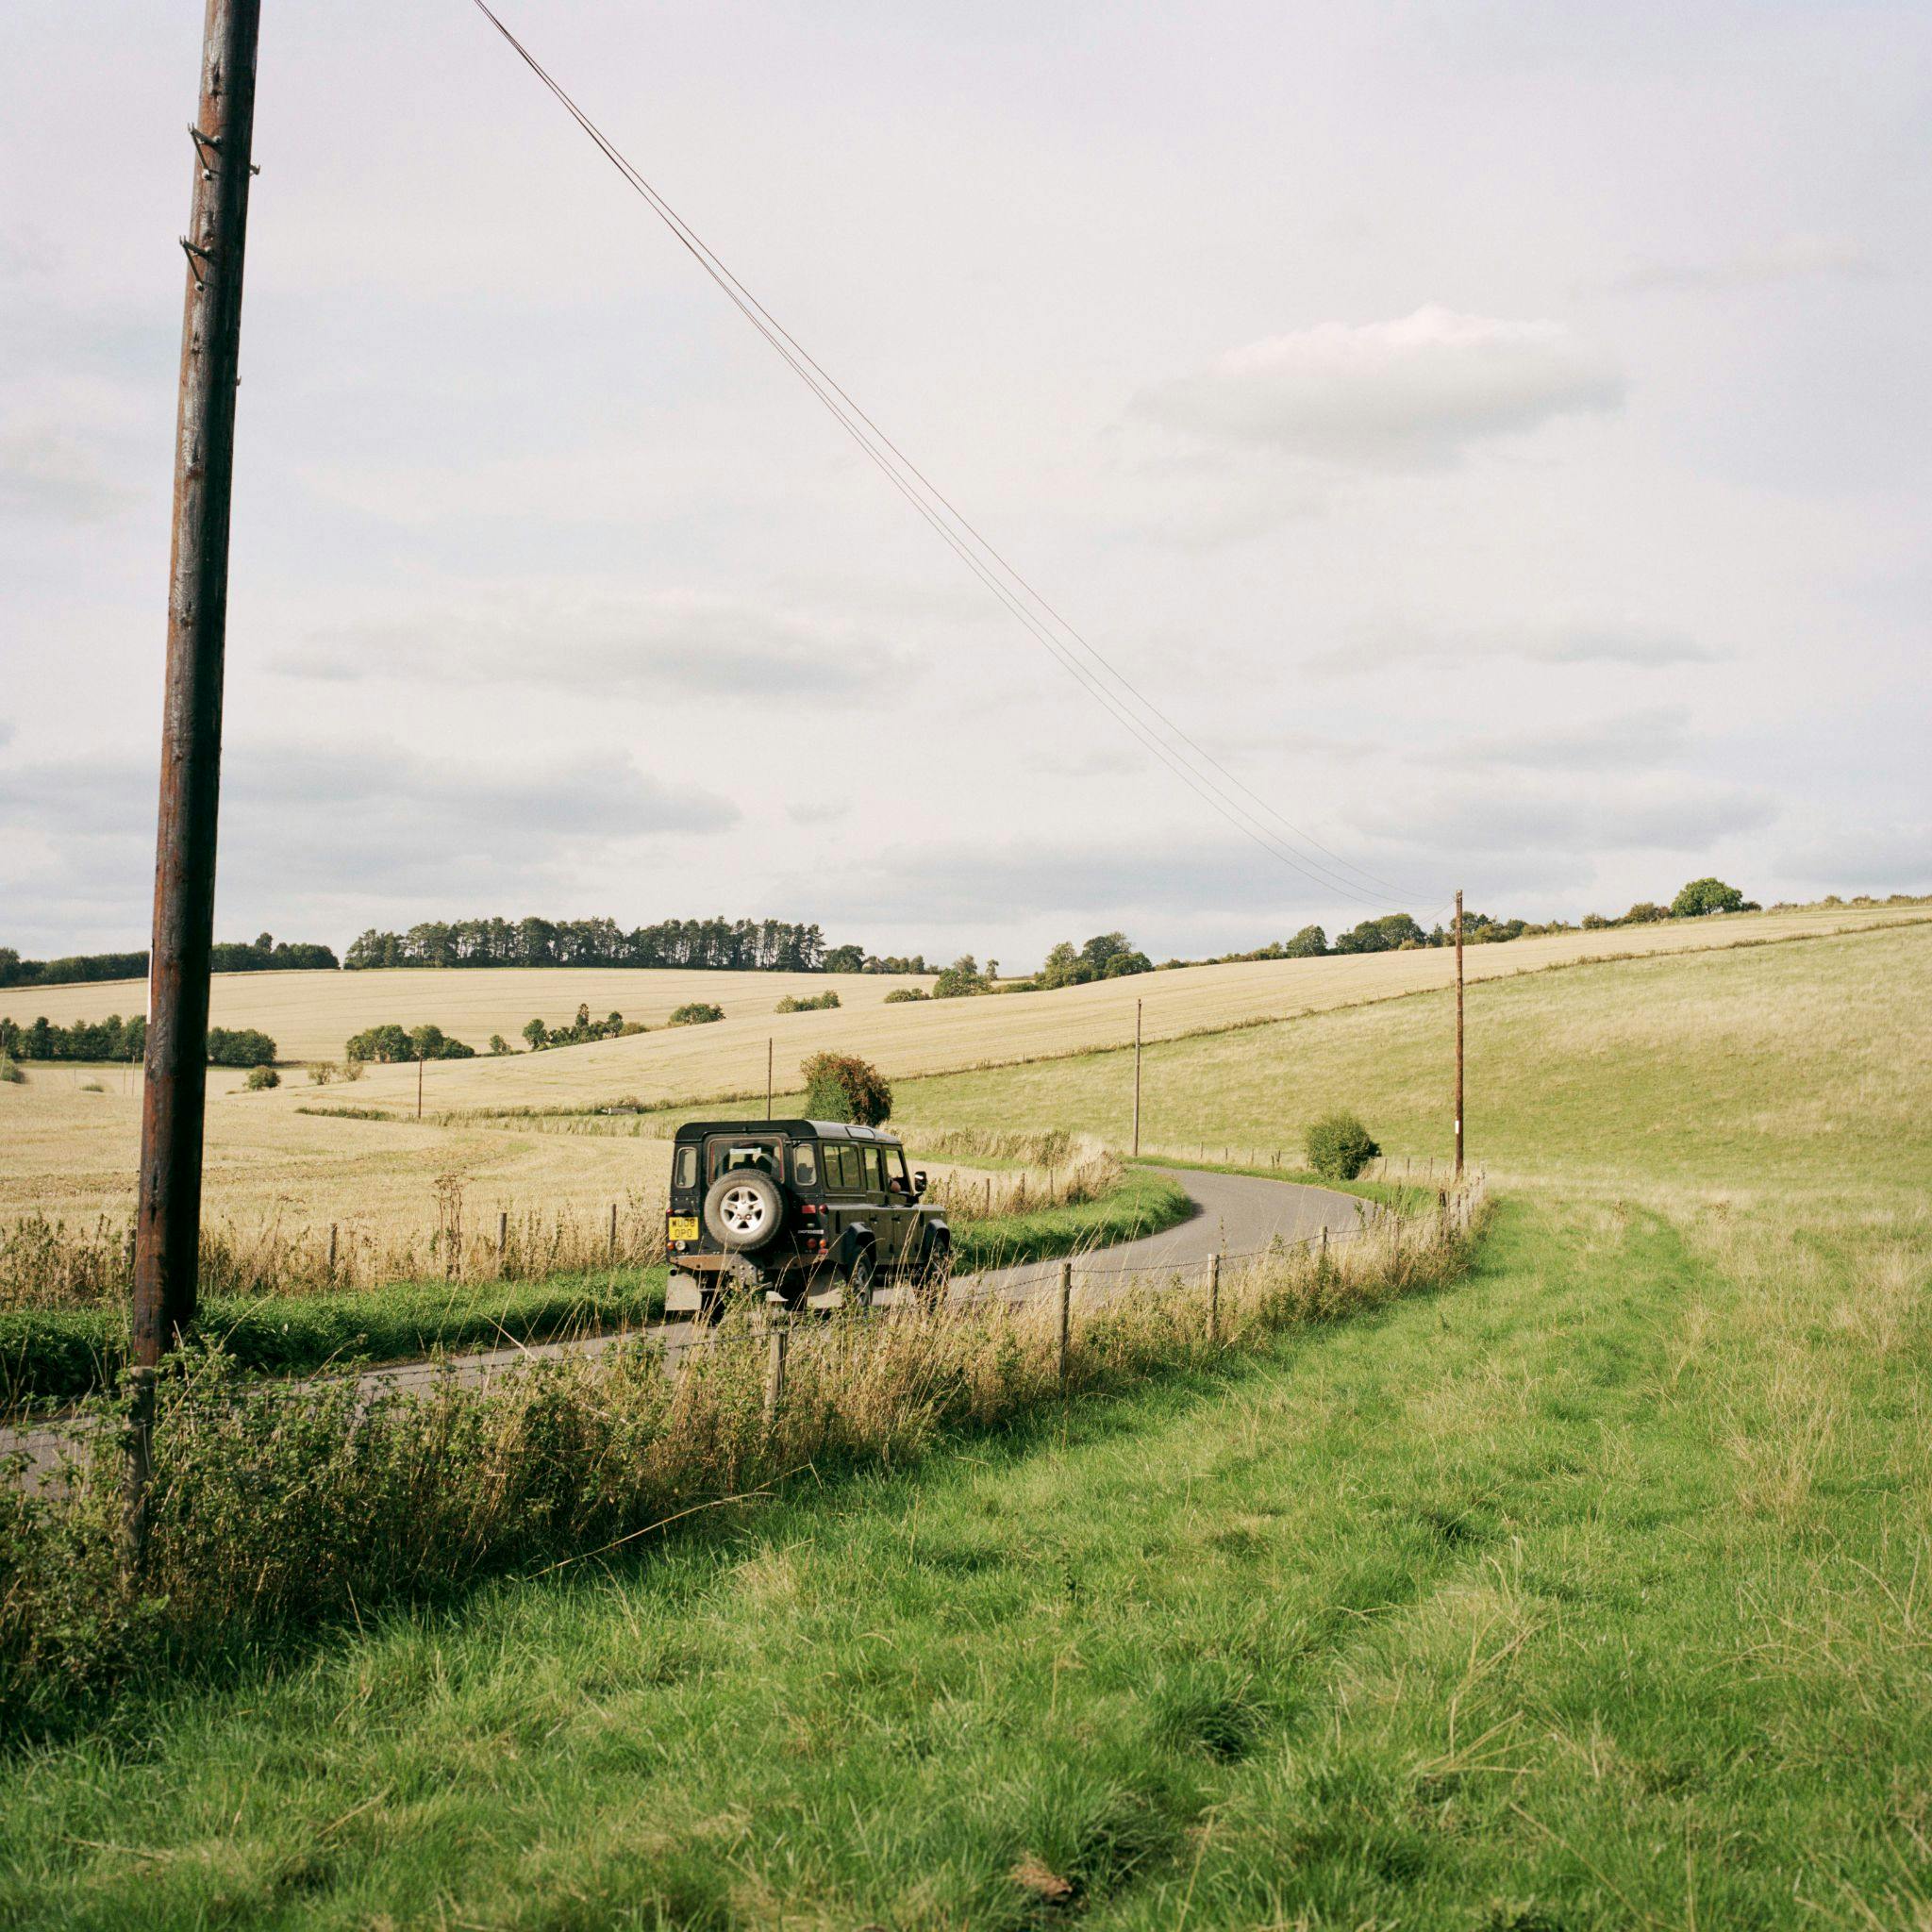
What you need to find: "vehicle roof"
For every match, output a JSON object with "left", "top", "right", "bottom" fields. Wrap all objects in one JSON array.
[{"left": 672, "top": 1118, "right": 902, "bottom": 1145}]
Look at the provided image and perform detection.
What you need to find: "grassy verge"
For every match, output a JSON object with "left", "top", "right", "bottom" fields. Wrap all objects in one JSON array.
[
  {"left": 0, "top": 1171, "right": 1191, "bottom": 1407},
  {"left": 952, "top": 1167, "right": 1191, "bottom": 1271},
  {"left": 0, "top": 1271, "right": 668, "bottom": 1408},
  {"left": 0, "top": 1196, "right": 1471, "bottom": 1757},
  {"left": 1128, "top": 1151, "right": 1429, "bottom": 1215},
  {"left": 5, "top": 1189, "right": 1924, "bottom": 1928}
]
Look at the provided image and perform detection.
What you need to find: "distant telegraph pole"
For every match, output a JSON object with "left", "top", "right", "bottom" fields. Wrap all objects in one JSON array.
[
  {"left": 1132, "top": 997, "right": 1142, "bottom": 1158},
  {"left": 1454, "top": 889, "right": 1466, "bottom": 1177},
  {"left": 766, "top": 1037, "right": 774, "bottom": 1118}
]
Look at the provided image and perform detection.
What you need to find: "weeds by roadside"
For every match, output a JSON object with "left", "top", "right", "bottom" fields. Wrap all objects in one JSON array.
[{"left": 0, "top": 1185, "right": 1483, "bottom": 1744}]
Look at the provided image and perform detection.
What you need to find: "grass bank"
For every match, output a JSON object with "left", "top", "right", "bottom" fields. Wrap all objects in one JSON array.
[
  {"left": 1128, "top": 1151, "right": 1427, "bottom": 1216},
  {"left": 952, "top": 1167, "right": 1191, "bottom": 1272},
  {"left": 8, "top": 1188, "right": 1925, "bottom": 1927},
  {"left": 0, "top": 1170, "right": 1190, "bottom": 1407},
  {"left": 0, "top": 1270, "right": 670, "bottom": 1408},
  {"left": 0, "top": 1194, "right": 1474, "bottom": 1755}
]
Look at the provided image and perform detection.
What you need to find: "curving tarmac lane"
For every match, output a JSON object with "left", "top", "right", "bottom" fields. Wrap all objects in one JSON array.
[{"left": 1, "top": 1168, "right": 1372, "bottom": 1489}]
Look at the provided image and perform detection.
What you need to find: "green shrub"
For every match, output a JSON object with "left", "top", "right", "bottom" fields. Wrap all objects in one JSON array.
[
  {"left": 883, "top": 988, "right": 928, "bottom": 1004},
  {"left": 1672, "top": 876, "right": 1746, "bottom": 918},
  {"left": 1305, "top": 1109, "right": 1380, "bottom": 1181},
  {"left": 206, "top": 1027, "right": 277, "bottom": 1068},
  {"left": 0, "top": 1055, "right": 25, "bottom": 1085},
  {"left": 244, "top": 1067, "right": 280, "bottom": 1091},
  {"left": 802, "top": 1051, "right": 891, "bottom": 1125},
  {"left": 668, "top": 1003, "right": 724, "bottom": 1026}
]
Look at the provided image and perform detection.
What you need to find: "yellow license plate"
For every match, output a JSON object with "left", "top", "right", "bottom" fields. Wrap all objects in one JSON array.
[{"left": 667, "top": 1216, "right": 700, "bottom": 1242}]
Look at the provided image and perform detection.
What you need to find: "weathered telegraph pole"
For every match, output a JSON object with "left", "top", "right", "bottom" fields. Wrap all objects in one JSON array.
[
  {"left": 1131, "top": 997, "right": 1142, "bottom": 1158},
  {"left": 127, "top": 0, "right": 263, "bottom": 1562},
  {"left": 1453, "top": 889, "right": 1465, "bottom": 1177}
]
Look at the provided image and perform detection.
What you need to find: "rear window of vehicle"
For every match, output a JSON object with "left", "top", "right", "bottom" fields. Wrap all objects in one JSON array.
[
  {"left": 674, "top": 1145, "right": 697, "bottom": 1190},
  {"left": 708, "top": 1138, "right": 780, "bottom": 1183}
]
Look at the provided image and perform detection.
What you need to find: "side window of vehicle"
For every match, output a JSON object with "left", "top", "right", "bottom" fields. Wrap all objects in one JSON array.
[
  {"left": 884, "top": 1147, "right": 909, "bottom": 1194},
  {"left": 861, "top": 1145, "right": 885, "bottom": 1193},
  {"left": 824, "top": 1144, "right": 854, "bottom": 1191},
  {"left": 792, "top": 1143, "right": 818, "bottom": 1187},
  {"left": 675, "top": 1145, "right": 697, "bottom": 1191}
]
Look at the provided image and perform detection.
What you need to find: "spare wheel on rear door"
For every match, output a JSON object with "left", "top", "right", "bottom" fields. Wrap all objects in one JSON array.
[{"left": 704, "top": 1170, "right": 784, "bottom": 1251}]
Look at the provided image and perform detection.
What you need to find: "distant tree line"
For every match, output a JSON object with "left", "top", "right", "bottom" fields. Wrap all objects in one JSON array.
[
  {"left": 0, "top": 933, "right": 338, "bottom": 991},
  {"left": 0, "top": 1015, "right": 277, "bottom": 1066},
  {"left": 341, "top": 917, "right": 899, "bottom": 974}
]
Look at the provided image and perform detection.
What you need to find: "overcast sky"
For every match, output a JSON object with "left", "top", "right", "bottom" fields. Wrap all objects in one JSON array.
[{"left": 4, "top": 0, "right": 1927, "bottom": 967}]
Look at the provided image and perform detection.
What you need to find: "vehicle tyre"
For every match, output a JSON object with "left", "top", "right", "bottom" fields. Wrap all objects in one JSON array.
[
  {"left": 913, "top": 1231, "right": 953, "bottom": 1308},
  {"left": 843, "top": 1241, "right": 877, "bottom": 1301},
  {"left": 703, "top": 1170, "right": 784, "bottom": 1252}
]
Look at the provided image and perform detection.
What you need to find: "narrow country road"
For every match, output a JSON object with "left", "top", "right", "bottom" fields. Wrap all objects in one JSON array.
[{"left": 1, "top": 1169, "right": 1371, "bottom": 1490}]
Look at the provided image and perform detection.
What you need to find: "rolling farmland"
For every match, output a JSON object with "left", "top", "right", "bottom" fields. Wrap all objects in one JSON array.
[
  {"left": 0, "top": 964, "right": 935, "bottom": 1066},
  {"left": 241, "top": 903, "right": 1928, "bottom": 1114}
]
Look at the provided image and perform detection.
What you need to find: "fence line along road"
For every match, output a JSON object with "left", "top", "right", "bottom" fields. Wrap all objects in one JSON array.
[{"left": 0, "top": 1167, "right": 1486, "bottom": 1494}]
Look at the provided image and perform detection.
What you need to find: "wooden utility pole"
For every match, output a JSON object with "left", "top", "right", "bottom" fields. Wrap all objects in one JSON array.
[
  {"left": 126, "top": 0, "right": 262, "bottom": 1567},
  {"left": 416, "top": 1053, "right": 424, "bottom": 1120},
  {"left": 1454, "top": 889, "right": 1466, "bottom": 1177},
  {"left": 1132, "top": 998, "right": 1141, "bottom": 1158},
  {"left": 766, "top": 1037, "right": 774, "bottom": 1119}
]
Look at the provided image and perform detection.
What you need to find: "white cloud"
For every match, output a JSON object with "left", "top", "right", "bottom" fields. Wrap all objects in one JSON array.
[
  {"left": 1358, "top": 774, "right": 1777, "bottom": 857},
  {"left": 1778, "top": 824, "right": 1931, "bottom": 893},
  {"left": 0, "top": 425, "right": 136, "bottom": 522},
  {"left": 1132, "top": 307, "right": 1624, "bottom": 471},
  {"left": 1609, "top": 234, "right": 1873, "bottom": 293},
  {"left": 1307, "top": 621, "right": 1722, "bottom": 677},
  {"left": 274, "top": 590, "right": 917, "bottom": 703},
  {"left": 1439, "top": 708, "right": 1691, "bottom": 772}
]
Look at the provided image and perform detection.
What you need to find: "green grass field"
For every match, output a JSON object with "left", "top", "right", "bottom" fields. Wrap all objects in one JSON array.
[{"left": 2, "top": 922, "right": 1926, "bottom": 1926}]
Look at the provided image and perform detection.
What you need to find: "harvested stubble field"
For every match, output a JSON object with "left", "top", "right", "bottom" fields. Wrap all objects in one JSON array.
[
  {"left": 0, "top": 963, "right": 935, "bottom": 1067},
  {"left": 243, "top": 902, "right": 1930, "bottom": 1113},
  {"left": 3, "top": 910, "right": 1924, "bottom": 1927}
]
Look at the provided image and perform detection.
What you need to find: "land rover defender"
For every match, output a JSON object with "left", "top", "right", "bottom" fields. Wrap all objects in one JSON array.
[{"left": 664, "top": 1118, "right": 952, "bottom": 1314}]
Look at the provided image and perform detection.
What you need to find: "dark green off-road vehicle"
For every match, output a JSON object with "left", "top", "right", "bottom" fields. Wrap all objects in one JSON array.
[{"left": 664, "top": 1118, "right": 953, "bottom": 1315}]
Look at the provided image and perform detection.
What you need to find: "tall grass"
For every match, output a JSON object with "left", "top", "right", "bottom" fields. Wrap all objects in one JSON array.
[
  {"left": 0, "top": 1187, "right": 670, "bottom": 1313},
  {"left": 0, "top": 1181, "right": 1482, "bottom": 1740}
]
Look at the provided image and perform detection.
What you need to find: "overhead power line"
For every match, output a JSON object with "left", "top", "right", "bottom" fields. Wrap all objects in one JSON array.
[{"left": 467, "top": 1, "right": 1434, "bottom": 916}]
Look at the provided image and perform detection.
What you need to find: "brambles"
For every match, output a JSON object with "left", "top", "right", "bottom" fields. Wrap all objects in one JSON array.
[
  {"left": 1305, "top": 1109, "right": 1380, "bottom": 1181},
  {"left": 883, "top": 987, "right": 928, "bottom": 1003},
  {"left": 774, "top": 991, "right": 841, "bottom": 1013},
  {"left": 803, "top": 1051, "right": 891, "bottom": 1125},
  {"left": 244, "top": 1067, "right": 279, "bottom": 1091}
]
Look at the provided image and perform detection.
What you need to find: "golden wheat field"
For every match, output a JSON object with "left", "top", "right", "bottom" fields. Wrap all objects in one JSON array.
[
  {"left": 0, "top": 964, "right": 934, "bottom": 1066},
  {"left": 1, "top": 904, "right": 1921, "bottom": 1257},
  {"left": 249, "top": 904, "right": 1927, "bottom": 1114}
]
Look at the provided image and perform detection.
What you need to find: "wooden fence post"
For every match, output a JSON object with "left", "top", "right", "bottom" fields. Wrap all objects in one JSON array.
[
  {"left": 608, "top": 1201, "right": 618, "bottom": 1265},
  {"left": 497, "top": 1210, "right": 508, "bottom": 1274},
  {"left": 1057, "top": 1259, "right": 1072, "bottom": 1391},
  {"left": 326, "top": 1223, "right": 338, "bottom": 1279},
  {"left": 1208, "top": 1251, "right": 1221, "bottom": 1347},
  {"left": 764, "top": 1318, "right": 789, "bottom": 1426}
]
